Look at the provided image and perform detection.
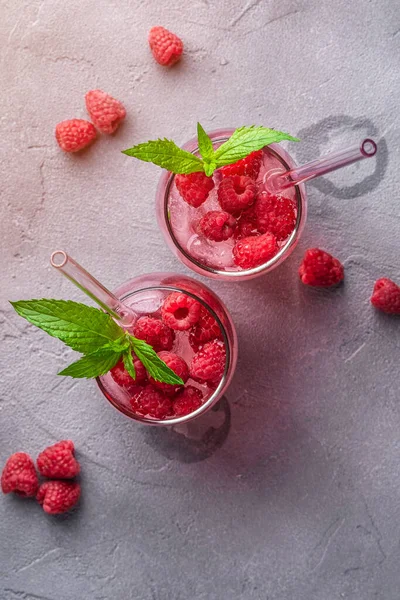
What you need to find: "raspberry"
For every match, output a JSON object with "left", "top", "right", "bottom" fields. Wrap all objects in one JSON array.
[
  {"left": 175, "top": 172, "right": 215, "bottom": 208},
  {"left": 110, "top": 356, "right": 147, "bottom": 387},
  {"left": 255, "top": 192, "right": 296, "bottom": 241},
  {"left": 37, "top": 440, "right": 80, "bottom": 479},
  {"left": 189, "top": 306, "right": 222, "bottom": 351},
  {"left": 85, "top": 89, "right": 126, "bottom": 134},
  {"left": 37, "top": 481, "right": 80, "bottom": 515},
  {"left": 148, "top": 26, "right": 183, "bottom": 66},
  {"left": 199, "top": 211, "right": 236, "bottom": 242},
  {"left": 217, "top": 175, "right": 256, "bottom": 214},
  {"left": 173, "top": 386, "right": 204, "bottom": 416},
  {"left": 1, "top": 452, "right": 39, "bottom": 497},
  {"left": 219, "top": 150, "right": 263, "bottom": 180},
  {"left": 133, "top": 316, "right": 175, "bottom": 351},
  {"left": 371, "top": 278, "right": 400, "bottom": 315},
  {"left": 161, "top": 292, "right": 201, "bottom": 330},
  {"left": 149, "top": 351, "right": 189, "bottom": 395},
  {"left": 299, "top": 248, "right": 344, "bottom": 287},
  {"left": 55, "top": 119, "right": 96, "bottom": 153},
  {"left": 233, "top": 232, "right": 278, "bottom": 269},
  {"left": 130, "top": 384, "right": 173, "bottom": 419},
  {"left": 190, "top": 340, "right": 226, "bottom": 384},
  {"left": 234, "top": 208, "right": 259, "bottom": 239}
]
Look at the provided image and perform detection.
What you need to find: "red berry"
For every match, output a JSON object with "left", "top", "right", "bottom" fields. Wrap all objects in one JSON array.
[
  {"left": 133, "top": 316, "right": 175, "bottom": 351},
  {"left": 233, "top": 232, "right": 278, "bottom": 269},
  {"left": 219, "top": 150, "right": 263, "bottom": 180},
  {"left": 217, "top": 175, "right": 256, "bottom": 214},
  {"left": 190, "top": 340, "right": 226, "bottom": 384},
  {"left": 199, "top": 211, "right": 236, "bottom": 242},
  {"left": 85, "top": 89, "right": 126, "bottom": 134},
  {"left": 37, "top": 440, "right": 80, "bottom": 479},
  {"left": 189, "top": 306, "right": 222, "bottom": 351},
  {"left": 55, "top": 119, "right": 96, "bottom": 153},
  {"left": 161, "top": 292, "right": 201, "bottom": 330},
  {"left": 234, "top": 207, "right": 259, "bottom": 239},
  {"left": 149, "top": 351, "right": 189, "bottom": 395},
  {"left": 1, "top": 452, "right": 39, "bottom": 497},
  {"left": 148, "top": 26, "right": 183, "bottom": 66},
  {"left": 254, "top": 192, "right": 296, "bottom": 241},
  {"left": 371, "top": 278, "right": 400, "bottom": 315},
  {"left": 299, "top": 248, "right": 344, "bottom": 287},
  {"left": 175, "top": 172, "right": 215, "bottom": 208},
  {"left": 130, "top": 384, "right": 173, "bottom": 419},
  {"left": 174, "top": 386, "right": 204, "bottom": 416},
  {"left": 37, "top": 481, "right": 80, "bottom": 515},
  {"left": 110, "top": 356, "right": 147, "bottom": 387}
]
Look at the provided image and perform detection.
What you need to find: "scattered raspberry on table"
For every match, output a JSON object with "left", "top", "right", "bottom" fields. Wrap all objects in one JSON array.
[
  {"left": 55, "top": 119, "right": 96, "bottom": 153},
  {"left": 37, "top": 481, "right": 81, "bottom": 515},
  {"left": 37, "top": 440, "right": 80, "bottom": 479},
  {"left": 85, "top": 89, "right": 126, "bottom": 134},
  {"left": 1, "top": 452, "right": 39, "bottom": 497},
  {"left": 175, "top": 172, "right": 215, "bottom": 208},
  {"left": 299, "top": 248, "right": 344, "bottom": 287},
  {"left": 148, "top": 26, "right": 183, "bottom": 66},
  {"left": 233, "top": 232, "right": 278, "bottom": 269},
  {"left": 371, "top": 278, "right": 400, "bottom": 315}
]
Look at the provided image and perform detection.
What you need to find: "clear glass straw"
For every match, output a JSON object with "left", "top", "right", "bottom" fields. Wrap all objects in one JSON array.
[
  {"left": 50, "top": 250, "right": 136, "bottom": 328},
  {"left": 264, "top": 138, "right": 377, "bottom": 194}
]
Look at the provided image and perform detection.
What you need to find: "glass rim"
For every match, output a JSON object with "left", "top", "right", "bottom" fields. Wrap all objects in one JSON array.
[
  {"left": 160, "top": 130, "right": 306, "bottom": 278},
  {"left": 96, "top": 282, "right": 234, "bottom": 427}
]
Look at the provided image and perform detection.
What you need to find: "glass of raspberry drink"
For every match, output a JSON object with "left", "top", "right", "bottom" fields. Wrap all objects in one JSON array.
[
  {"left": 96, "top": 273, "right": 237, "bottom": 425},
  {"left": 155, "top": 128, "right": 307, "bottom": 280}
]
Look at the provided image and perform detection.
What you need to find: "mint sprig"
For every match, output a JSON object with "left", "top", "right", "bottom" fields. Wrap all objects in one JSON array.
[
  {"left": 10, "top": 299, "right": 184, "bottom": 385},
  {"left": 123, "top": 123, "right": 298, "bottom": 177}
]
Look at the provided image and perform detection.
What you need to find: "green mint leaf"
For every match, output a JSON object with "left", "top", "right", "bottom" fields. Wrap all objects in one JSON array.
[
  {"left": 122, "top": 139, "right": 205, "bottom": 175},
  {"left": 122, "top": 350, "right": 136, "bottom": 380},
  {"left": 213, "top": 126, "right": 299, "bottom": 167},
  {"left": 197, "top": 122, "right": 214, "bottom": 162},
  {"left": 58, "top": 348, "right": 121, "bottom": 379},
  {"left": 130, "top": 337, "right": 184, "bottom": 385},
  {"left": 204, "top": 161, "right": 216, "bottom": 177},
  {"left": 10, "top": 299, "right": 124, "bottom": 354}
]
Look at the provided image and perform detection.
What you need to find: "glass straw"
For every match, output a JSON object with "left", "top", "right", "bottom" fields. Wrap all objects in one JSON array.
[
  {"left": 264, "top": 138, "right": 377, "bottom": 194},
  {"left": 50, "top": 250, "right": 136, "bottom": 328}
]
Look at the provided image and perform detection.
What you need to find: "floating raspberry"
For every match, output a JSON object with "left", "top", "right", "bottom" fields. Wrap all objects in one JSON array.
[
  {"left": 233, "top": 232, "right": 278, "bottom": 269},
  {"left": 130, "top": 385, "right": 173, "bottom": 419},
  {"left": 234, "top": 208, "right": 259, "bottom": 239},
  {"left": 133, "top": 316, "right": 175, "bottom": 351},
  {"left": 174, "top": 386, "right": 204, "bottom": 416},
  {"left": 175, "top": 172, "right": 215, "bottom": 208},
  {"left": 161, "top": 292, "right": 201, "bottom": 330},
  {"left": 199, "top": 211, "right": 236, "bottom": 242},
  {"left": 37, "top": 481, "right": 80, "bottom": 515},
  {"left": 255, "top": 192, "right": 296, "bottom": 241},
  {"left": 149, "top": 351, "right": 189, "bottom": 395},
  {"left": 110, "top": 356, "right": 147, "bottom": 387},
  {"left": 299, "top": 248, "right": 344, "bottom": 287},
  {"left": 217, "top": 175, "right": 256, "bottom": 214},
  {"left": 371, "top": 278, "right": 400, "bottom": 315},
  {"left": 85, "top": 89, "right": 126, "bottom": 134},
  {"left": 219, "top": 150, "right": 263, "bottom": 180},
  {"left": 148, "top": 26, "right": 183, "bottom": 66},
  {"left": 37, "top": 440, "right": 80, "bottom": 480},
  {"left": 55, "top": 119, "right": 96, "bottom": 153},
  {"left": 1, "top": 452, "right": 39, "bottom": 497},
  {"left": 189, "top": 306, "right": 222, "bottom": 351},
  {"left": 190, "top": 340, "right": 226, "bottom": 384}
]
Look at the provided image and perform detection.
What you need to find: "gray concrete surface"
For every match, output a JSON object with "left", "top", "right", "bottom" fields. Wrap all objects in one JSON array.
[{"left": 1, "top": 1, "right": 399, "bottom": 598}]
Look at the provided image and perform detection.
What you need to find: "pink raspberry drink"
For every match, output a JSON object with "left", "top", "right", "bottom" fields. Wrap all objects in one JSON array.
[
  {"left": 156, "top": 128, "right": 307, "bottom": 280},
  {"left": 96, "top": 273, "right": 237, "bottom": 425}
]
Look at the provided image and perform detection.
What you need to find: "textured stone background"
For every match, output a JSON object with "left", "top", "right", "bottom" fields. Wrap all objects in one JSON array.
[{"left": 1, "top": 1, "right": 399, "bottom": 599}]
